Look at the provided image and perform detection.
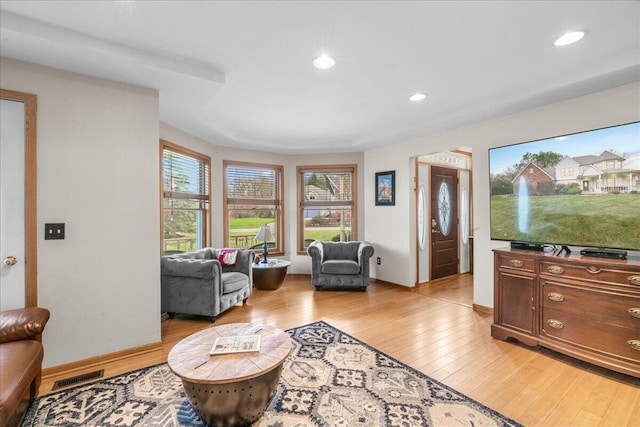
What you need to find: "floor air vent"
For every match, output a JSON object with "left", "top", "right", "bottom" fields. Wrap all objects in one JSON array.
[{"left": 52, "top": 369, "right": 104, "bottom": 390}]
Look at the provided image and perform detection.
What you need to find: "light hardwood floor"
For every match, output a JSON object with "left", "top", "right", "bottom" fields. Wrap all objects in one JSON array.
[{"left": 40, "top": 274, "right": 639, "bottom": 426}]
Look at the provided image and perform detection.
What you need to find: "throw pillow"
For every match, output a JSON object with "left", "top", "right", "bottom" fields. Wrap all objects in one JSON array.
[{"left": 218, "top": 249, "right": 239, "bottom": 266}]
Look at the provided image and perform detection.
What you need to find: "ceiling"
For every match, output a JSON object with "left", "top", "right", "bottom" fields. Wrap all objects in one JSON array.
[{"left": 1, "top": 1, "right": 638, "bottom": 154}]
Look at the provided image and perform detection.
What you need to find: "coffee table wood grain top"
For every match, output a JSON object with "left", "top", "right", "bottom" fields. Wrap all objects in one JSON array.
[{"left": 168, "top": 322, "right": 292, "bottom": 385}]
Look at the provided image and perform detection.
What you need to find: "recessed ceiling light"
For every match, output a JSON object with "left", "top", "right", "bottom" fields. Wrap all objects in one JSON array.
[
  {"left": 409, "top": 93, "right": 426, "bottom": 102},
  {"left": 312, "top": 54, "right": 336, "bottom": 70},
  {"left": 554, "top": 31, "right": 585, "bottom": 47}
]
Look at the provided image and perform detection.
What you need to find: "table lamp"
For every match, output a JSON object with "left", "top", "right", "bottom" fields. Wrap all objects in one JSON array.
[{"left": 254, "top": 224, "right": 274, "bottom": 264}]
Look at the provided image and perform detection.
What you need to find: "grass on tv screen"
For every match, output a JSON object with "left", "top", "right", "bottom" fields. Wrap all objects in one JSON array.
[{"left": 490, "top": 194, "right": 640, "bottom": 250}]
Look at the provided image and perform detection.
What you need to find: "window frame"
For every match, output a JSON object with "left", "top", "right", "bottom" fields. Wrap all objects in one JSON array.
[
  {"left": 160, "top": 139, "right": 211, "bottom": 255},
  {"left": 297, "top": 164, "right": 358, "bottom": 254},
  {"left": 223, "top": 160, "right": 285, "bottom": 256}
]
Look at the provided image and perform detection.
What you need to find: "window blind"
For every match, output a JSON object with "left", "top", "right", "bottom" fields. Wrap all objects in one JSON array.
[
  {"left": 163, "top": 148, "right": 209, "bottom": 200},
  {"left": 227, "top": 165, "right": 279, "bottom": 204},
  {"left": 300, "top": 170, "right": 353, "bottom": 207}
]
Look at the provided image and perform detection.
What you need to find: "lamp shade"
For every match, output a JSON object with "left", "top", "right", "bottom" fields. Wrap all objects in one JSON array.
[{"left": 254, "top": 224, "right": 274, "bottom": 242}]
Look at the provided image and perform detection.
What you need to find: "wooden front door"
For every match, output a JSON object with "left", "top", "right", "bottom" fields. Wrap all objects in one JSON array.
[{"left": 430, "top": 166, "right": 458, "bottom": 280}]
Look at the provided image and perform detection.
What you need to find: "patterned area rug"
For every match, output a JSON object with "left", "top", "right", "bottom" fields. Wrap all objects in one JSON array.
[{"left": 23, "top": 321, "right": 521, "bottom": 426}]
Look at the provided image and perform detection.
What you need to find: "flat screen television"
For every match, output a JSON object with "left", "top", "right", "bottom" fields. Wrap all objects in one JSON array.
[{"left": 489, "top": 121, "right": 640, "bottom": 252}]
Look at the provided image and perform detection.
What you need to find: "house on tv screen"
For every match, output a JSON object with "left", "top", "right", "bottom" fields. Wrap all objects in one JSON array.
[{"left": 512, "top": 150, "right": 640, "bottom": 196}]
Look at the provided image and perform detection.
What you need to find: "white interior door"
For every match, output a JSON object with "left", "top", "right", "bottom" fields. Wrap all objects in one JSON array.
[{"left": 0, "top": 98, "right": 26, "bottom": 310}]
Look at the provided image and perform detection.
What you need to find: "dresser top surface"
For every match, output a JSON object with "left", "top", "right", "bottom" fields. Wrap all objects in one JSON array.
[{"left": 494, "top": 247, "right": 640, "bottom": 268}]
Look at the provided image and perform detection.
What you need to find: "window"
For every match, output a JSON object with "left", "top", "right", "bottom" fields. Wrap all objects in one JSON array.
[
  {"left": 560, "top": 167, "right": 574, "bottom": 177},
  {"left": 224, "top": 161, "right": 284, "bottom": 254},
  {"left": 297, "top": 165, "right": 357, "bottom": 252},
  {"left": 161, "top": 140, "right": 211, "bottom": 254}
]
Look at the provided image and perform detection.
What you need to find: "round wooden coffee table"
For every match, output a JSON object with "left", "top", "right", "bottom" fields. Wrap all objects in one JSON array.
[{"left": 168, "top": 323, "right": 292, "bottom": 427}]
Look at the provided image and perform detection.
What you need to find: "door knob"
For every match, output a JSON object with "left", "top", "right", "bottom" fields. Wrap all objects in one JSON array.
[{"left": 3, "top": 256, "right": 18, "bottom": 266}]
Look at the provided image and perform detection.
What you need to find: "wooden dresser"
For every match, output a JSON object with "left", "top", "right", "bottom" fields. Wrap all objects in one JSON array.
[{"left": 492, "top": 247, "right": 640, "bottom": 378}]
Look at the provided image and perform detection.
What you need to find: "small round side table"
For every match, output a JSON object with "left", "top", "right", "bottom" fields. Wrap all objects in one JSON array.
[{"left": 252, "top": 259, "right": 291, "bottom": 290}]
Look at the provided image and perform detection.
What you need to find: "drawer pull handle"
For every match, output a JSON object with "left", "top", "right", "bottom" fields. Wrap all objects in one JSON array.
[
  {"left": 509, "top": 260, "right": 524, "bottom": 268},
  {"left": 548, "top": 265, "right": 564, "bottom": 275},
  {"left": 629, "top": 275, "right": 640, "bottom": 286},
  {"left": 628, "top": 308, "right": 640, "bottom": 319},
  {"left": 547, "top": 292, "right": 564, "bottom": 302},
  {"left": 547, "top": 319, "right": 564, "bottom": 329},
  {"left": 586, "top": 266, "right": 601, "bottom": 274},
  {"left": 628, "top": 340, "right": 640, "bottom": 351}
]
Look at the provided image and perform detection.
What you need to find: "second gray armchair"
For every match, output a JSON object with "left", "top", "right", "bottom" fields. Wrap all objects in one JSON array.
[
  {"left": 161, "top": 248, "right": 254, "bottom": 322},
  {"left": 307, "top": 241, "right": 375, "bottom": 291}
]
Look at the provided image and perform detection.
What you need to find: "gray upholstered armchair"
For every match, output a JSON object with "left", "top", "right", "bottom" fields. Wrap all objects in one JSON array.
[
  {"left": 307, "top": 241, "right": 375, "bottom": 291},
  {"left": 161, "top": 248, "right": 254, "bottom": 322}
]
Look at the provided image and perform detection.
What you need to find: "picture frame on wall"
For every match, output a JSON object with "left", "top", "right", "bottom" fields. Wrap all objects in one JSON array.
[{"left": 375, "top": 170, "right": 395, "bottom": 206}]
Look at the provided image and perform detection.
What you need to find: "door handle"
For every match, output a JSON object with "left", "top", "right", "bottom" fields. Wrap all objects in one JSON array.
[{"left": 3, "top": 256, "right": 18, "bottom": 266}]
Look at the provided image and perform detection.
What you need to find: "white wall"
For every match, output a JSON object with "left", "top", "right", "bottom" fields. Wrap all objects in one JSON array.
[
  {"left": 159, "top": 123, "right": 365, "bottom": 274},
  {"left": 1, "top": 58, "right": 161, "bottom": 368},
  {"left": 365, "top": 81, "right": 640, "bottom": 308}
]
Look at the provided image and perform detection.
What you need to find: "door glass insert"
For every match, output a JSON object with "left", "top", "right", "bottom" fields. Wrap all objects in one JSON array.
[
  {"left": 418, "top": 184, "right": 427, "bottom": 250},
  {"left": 438, "top": 181, "right": 451, "bottom": 236},
  {"left": 461, "top": 188, "right": 469, "bottom": 244}
]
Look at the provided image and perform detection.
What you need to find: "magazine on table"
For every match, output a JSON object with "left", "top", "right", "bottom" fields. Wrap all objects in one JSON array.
[{"left": 210, "top": 335, "right": 261, "bottom": 355}]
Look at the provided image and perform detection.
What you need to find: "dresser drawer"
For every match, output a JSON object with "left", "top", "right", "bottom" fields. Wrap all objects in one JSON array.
[
  {"left": 542, "top": 308, "right": 640, "bottom": 363},
  {"left": 540, "top": 260, "right": 640, "bottom": 287},
  {"left": 542, "top": 281, "right": 640, "bottom": 329},
  {"left": 498, "top": 254, "right": 536, "bottom": 274}
]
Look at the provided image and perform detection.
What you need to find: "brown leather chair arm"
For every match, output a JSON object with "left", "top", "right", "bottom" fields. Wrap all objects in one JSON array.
[{"left": 0, "top": 307, "right": 50, "bottom": 344}]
